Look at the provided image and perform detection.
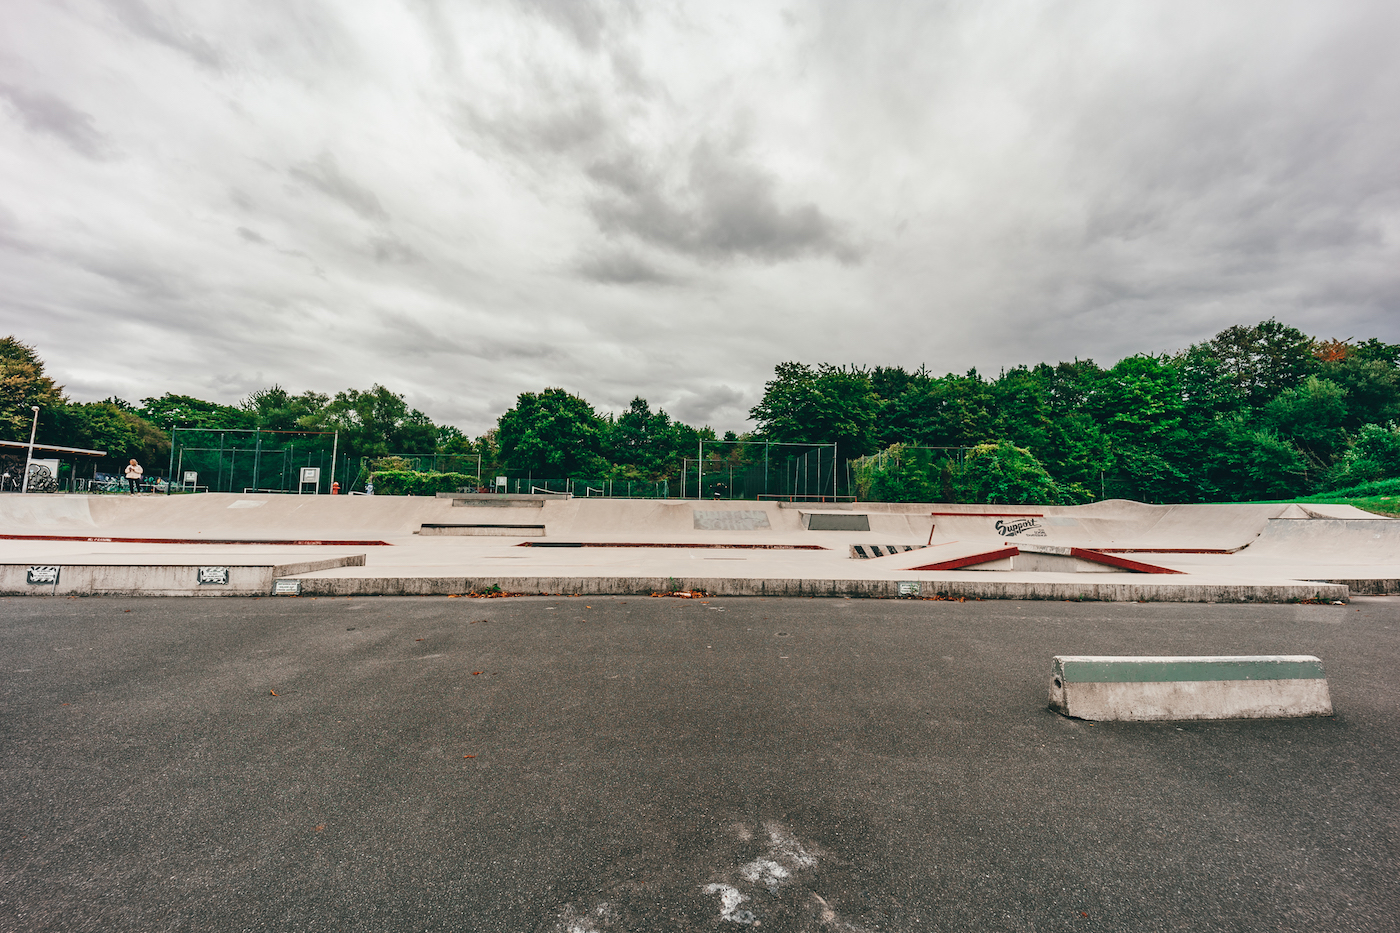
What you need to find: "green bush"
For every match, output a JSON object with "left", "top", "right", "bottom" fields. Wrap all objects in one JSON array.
[
  {"left": 1326, "top": 423, "right": 1400, "bottom": 488},
  {"left": 949, "top": 440, "right": 1067, "bottom": 505},
  {"left": 854, "top": 444, "right": 944, "bottom": 502},
  {"left": 369, "top": 470, "right": 478, "bottom": 496}
]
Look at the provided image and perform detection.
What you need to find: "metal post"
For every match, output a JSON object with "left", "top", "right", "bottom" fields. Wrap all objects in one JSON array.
[
  {"left": 176, "top": 448, "right": 184, "bottom": 492},
  {"left": 166, "top": 426, "right": 177, "bottom": 495},
  {"left": 19, "top": 405, "right": 39, "bottom": 493},
  {"left": 832, "top": 443, "right": 838, "bottom": 501},
  {"left": 697, "top": 440, "right": 702, "bottom": 500},
  {"left": 251, "top": 428, "right": 262, "bottom": 493},
  {"left": 330, "top": 431, "right": 338, "bottom": 495},
  {"left": 764, "top": 442, "right": 769, "bottom": 498}
]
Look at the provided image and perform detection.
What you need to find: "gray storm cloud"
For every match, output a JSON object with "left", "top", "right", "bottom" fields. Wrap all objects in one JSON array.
[{"left": 0, "top": 0, "right": 1397, "bottom": 435}]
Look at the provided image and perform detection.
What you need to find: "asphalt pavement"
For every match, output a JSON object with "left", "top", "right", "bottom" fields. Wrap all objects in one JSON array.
[{"left": 1, "top": 594, "right": 1397, "bottom": 932}]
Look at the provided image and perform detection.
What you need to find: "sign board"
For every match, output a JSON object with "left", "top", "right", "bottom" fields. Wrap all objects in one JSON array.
[
  {"left": 197, "top": 566, "right": 230, "bottom": 585},
  {"left": 183, "top": 471, "right": 198, "bottom": 485},
  {"left": 300, "top": 467, "right": 320, "bottom": 483},
  {"left": 27, "top": 566, "right": 60, "bottom": 585},
  {"left": 495, "top": 476, "right": 508, "bottom": 488},
  {"left": 273, "top": 579, "right": 302, "bottom": 596},
  {"left": 897, "top": 581, "right": 922, "bottom": 598}
]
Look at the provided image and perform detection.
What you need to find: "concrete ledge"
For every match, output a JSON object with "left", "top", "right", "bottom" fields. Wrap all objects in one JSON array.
[
  {"left": 417, "top": 524, "right": 546, "bottom": 536},
  {"left": 0, "top": 555, "right": 365, "bottom": 597},
  {"left": 1049, "top": 655, "right": 1333, "bottom": 721},
  {"left": 287, "top": 575, "right": 1349, "bottom": 602},
  {"left": 1320, "top": 578, "right": 1400, "bottom": 595}
]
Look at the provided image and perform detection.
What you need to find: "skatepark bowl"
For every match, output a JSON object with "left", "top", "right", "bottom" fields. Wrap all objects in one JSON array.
[{"left": 1, "top": 492, "right": 1396, "bottom": 601}]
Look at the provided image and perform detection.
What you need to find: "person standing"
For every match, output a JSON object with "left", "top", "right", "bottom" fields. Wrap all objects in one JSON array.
[{"left": 124, "top": 459, "right": 143, "bottom": 494}]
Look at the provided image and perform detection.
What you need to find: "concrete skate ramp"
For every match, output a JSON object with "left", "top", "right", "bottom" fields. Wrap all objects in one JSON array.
[
  {"left": 1247, "top": 517, "right": 1400, "bottom": 562},
  {"left": 922, "top": 500, "right": 1299, "bottom": 552},
  {"left": 0, "top": 493, "right": 457, "bottom": 541}
]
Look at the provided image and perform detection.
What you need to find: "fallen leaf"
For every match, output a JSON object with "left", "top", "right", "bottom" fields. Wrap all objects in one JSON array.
[
  {"left": 270, "top": 690, "right": 278, "bottom": 696},
  {"left": 314, "top": 825, "right": 324, "bottom": 831},
  {"left": 463, "top": 755, "right": 475, "bottom": 759},
  {"left": 472, "top": 671, "right": 483, "bottom": 675}
]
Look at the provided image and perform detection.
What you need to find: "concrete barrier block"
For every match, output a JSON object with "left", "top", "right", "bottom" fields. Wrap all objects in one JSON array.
[{"left": 1048, "top": 655, "right": 1332, "bottom": 721}]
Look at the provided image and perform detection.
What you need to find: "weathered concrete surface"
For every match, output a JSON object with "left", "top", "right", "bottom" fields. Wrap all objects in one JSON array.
[
  {"left": 1049, "top": 655, "right": 1333, "bottom": 721},
  {"left": 0, "top": 555, "right": 364, "bottom": 596},
  {"left": 288, "top": 573, "right": 1347, "bottom": 603}
]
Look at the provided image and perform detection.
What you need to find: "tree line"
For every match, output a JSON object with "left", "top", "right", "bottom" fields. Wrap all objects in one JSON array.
[{"left": 4, "top": 318, "right": 1399, "bottom": 501}]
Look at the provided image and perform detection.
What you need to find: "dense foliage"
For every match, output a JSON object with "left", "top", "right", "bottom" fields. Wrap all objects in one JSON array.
[
  {"left": 5, "top": 318, "right": 1399, "bottom": 501},
  {"left": 758, "top": 321, "right": 1400, "bottom": 503}
]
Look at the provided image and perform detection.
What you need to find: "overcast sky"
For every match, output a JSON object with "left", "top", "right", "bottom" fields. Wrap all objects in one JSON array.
[{"left": 3, "top": 1, "right": 1399, "bottom": 436}]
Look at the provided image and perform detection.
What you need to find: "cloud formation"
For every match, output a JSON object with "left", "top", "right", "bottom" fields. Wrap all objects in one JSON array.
[{"left": 0, "top": 0, "right": 1397, "bottom": 436}]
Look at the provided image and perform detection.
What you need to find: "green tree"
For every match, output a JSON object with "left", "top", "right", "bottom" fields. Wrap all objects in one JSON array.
[
  {"left": 139, "top": 393, "right": 253, "bottom": 432},
  {"left": 948, "top": 440, "right": 1066, "bottom": 505},
  {"left": 604, "top": 397, "right": 689, "bottom": 476},
  {"left": 496, "top": 388, "right": 607, "bottom": 475},
  {"left": 1327, "top": 423, "right": 1400, "bottom": 487},
  {"left": 49, "top": 402, "right": 169, "bottom": 472},
  {"left": 750, "top": 362, "right": 879, "bottom": 458},
  {"left": 0, "top": 336, "right": 65, "bottom": 437},
  {"left": 1260, "top": 376, "right": 1349, "bottom": 470},
  {"left": 1203, "top": 319, "right": 1317, "bottom": 407},
  {"left": 321, "top": 385, "right": 438, "bottom": 462},
  {"left": 241, "top": 385, "right": 329, "bottom": 431},
  {"left": 854, "top": 443, "right": 942, "bottom": 502},
  {"left": 877, "top": 371, "right": 996, "bottom": 448}
]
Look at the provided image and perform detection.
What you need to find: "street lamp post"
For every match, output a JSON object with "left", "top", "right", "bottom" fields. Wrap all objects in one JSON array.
[{"left": 19, "top": 405, "right": 39, "bottom": 494}]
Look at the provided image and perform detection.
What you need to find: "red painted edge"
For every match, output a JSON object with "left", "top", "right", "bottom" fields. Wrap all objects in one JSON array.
[
  {"left": 1098, "top": 547, "right": 1235, "bottom": 554},
  {"left": 907, "top": 546, "right": 1020, "bottom": 571},
  {"left": 927, "top": 512, "right": 1044, "bottom": 517},
  {"left": 1070, "top": 547, "right": 1183, "bottom": 574},
  {"left": 0, "top": 533, "right": 392, "bottom": 546},
  {"left": 515, "top": 542, "right": 828, "bottom": 550}
]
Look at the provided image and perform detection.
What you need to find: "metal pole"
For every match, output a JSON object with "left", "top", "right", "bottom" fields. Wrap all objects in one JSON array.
[
  {"left": 764, "top": 442, "right": 769, "bottom": 498},
  {"left": 176, "top": 448, "right": 184, "bottom": 491},
  {"left": 251, "top": 428, "right": 262, "bottom": 493},
  {"left": 166, "top": 426, "right": 177, "bottom": 495},
  {"left": 19, "top": 406, "right": 39, "bottom": 493},
  {"left": 823, "top": 442, "right": 834, "bottom": 501},
  {"left": 697, "top": 440, "right": 702, "bottom": 500},
  {"left": 330, "top": 431, "right": 338, "bottom": 493}
]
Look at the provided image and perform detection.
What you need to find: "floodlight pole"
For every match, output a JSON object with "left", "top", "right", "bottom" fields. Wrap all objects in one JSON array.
[
  {"left": 697, "top": 440, "right": 702, "bottom": 500},
  {"left": 19, "top": 406, "right": 39, "bottom": 494}
]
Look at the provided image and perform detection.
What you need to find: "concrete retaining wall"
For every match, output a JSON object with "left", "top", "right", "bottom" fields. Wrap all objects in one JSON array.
[{"left": 0, "top": 555, "right": 364, "bottom": 596}]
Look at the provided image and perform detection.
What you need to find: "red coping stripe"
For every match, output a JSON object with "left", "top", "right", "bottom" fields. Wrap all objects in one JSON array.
[
  {"left": 1070, "top": 548, "right": 1183, "bottom": 574},
  {"left": 908, "top": 545, "right": 1182, "bottom": 574},
  {"left": 0, "top": 533, "right": 391, "bottom": 546},
  {"left": 1099, "top": 547, "right": 1234, "bottom": 554},
  {"left": 515, "top": 542, "right": 828, "bottom": 550},
  {"left": 908, "top": 546, "right": 1019, "bottom": 571}
]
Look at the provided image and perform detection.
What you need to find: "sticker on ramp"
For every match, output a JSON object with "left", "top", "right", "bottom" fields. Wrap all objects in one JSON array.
[
  {"left": 693, "top": 509, "right": 772, "bottom": 531},
  {"left": 273, "top": 579, "right": 302, "bottom": 595}
]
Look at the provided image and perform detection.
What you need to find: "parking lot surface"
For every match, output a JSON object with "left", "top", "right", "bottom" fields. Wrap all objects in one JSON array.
[{"left": 2, "top": 595, "right": 1397, "bottom": 932}]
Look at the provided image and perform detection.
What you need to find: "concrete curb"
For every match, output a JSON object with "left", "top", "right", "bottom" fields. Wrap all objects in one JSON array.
[
  {"left": 1048, "top": 655, "right": 1334, "bottom": 721},
  {"left": 286, "top": 574, "right": 1349, "bottom": 602}
]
